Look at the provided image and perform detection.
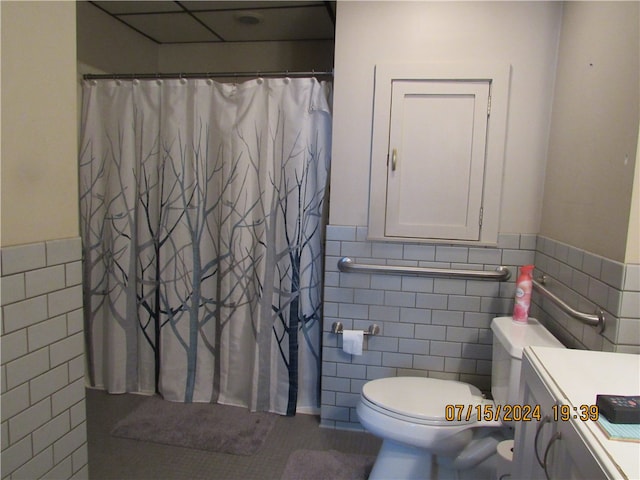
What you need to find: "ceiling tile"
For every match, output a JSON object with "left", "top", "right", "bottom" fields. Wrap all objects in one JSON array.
[
  {"left": 194, "top": 6, "right": 333, "bottom": 42},
  {"left": 92, "top": 1, "right": 181, "bottom": 15},
  {"left": 87, "top": 1, "right": 335, "bottom": 44},
  {"left": 180, "top": 1, "right": 323, "bottom": 12},
  {"left": 123, "top": 13, "right": 221, "bottom": 43}
]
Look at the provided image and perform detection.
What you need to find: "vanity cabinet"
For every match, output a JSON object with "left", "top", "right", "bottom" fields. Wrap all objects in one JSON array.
[
  {"left": 512, "top": 346, "right": 640, "bottom": 479},
  {"left": 367, "top": 64, "right": 510, "bottom": 244},
  {"left": 512, "top": 355, "right": 563, "bottom": 478}
]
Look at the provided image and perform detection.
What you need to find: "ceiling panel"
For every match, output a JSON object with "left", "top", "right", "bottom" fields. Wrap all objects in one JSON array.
[
  {"left": 123, "top": 13, "right": 221, "bottom": 43},
  {"left": 92, "top": 1, "right": 182, "bottom": 15},
  {"left": 195, "top": 6, "right": 333, "bottom": 42},
  {"left": 180, "top": 1, "right": 321, "bottom": 11},
  {"left": 88, "top": 1, "right": 335, "bottom": 44}
]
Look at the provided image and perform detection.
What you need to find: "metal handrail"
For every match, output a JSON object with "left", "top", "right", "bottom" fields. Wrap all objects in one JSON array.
[
  {"left": 337, "top": 257, "right": 511, "bottom": 281},
  {"left": 533, "top": 276, "right": 605, "bottom": 332}
]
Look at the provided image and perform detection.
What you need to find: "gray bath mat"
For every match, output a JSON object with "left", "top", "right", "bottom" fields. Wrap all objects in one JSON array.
[
  {"left": 281, "top": 449, "right": 376, "bottom": 480},
  {"left": 110, "top": 395, "right": 277, "bottom": 456}
]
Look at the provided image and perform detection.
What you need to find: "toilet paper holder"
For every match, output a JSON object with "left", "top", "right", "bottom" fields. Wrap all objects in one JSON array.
[{"left": 331, "top": 321, "right": 380, "bottom": 336}]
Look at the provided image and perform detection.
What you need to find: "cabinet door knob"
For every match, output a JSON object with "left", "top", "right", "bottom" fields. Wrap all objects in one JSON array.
[{"left": 391, "top": 148, "right": 398, "bottom": 171}]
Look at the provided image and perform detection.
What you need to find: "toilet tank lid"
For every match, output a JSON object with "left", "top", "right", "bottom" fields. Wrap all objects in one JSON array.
[{"left": 491, "top": 317, "right": 564, "bottom": 359}]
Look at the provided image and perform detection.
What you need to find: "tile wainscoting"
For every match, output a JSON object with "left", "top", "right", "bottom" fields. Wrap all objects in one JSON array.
[
  {"left": 533, "top": 235, "right": 640, "bottom": 354},
  {"left": 320, "top": 226, "right": 535, "bottom": 429},
  {"left": 320, "top": 226, "right": 639, "bottom": 430},
  {"left": 0, "top": 238, "right": 88, "bottom": 479}
]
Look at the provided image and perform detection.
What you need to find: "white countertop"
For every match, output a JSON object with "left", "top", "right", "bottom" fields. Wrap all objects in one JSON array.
[{"left": 526, "top": 346, "right": 640, "bottom": 479}]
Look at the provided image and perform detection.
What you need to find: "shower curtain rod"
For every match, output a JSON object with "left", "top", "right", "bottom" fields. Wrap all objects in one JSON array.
[{"left": 83, "top": 70, "right": 334, "bottom": 81}]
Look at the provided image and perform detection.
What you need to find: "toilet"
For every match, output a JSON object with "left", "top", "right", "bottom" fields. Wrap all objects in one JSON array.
[{"left": 356, "top": 316, "right": 564, "bottom": 480}]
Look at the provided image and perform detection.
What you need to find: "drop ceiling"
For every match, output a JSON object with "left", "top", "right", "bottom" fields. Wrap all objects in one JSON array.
[{"left": 89, "top": 1, "right": 336, "bottom": 44}]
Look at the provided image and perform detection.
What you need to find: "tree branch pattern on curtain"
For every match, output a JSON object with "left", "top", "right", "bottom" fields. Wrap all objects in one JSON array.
[{"left": 79, "top": 78, "right": 331, "bottom": 415}]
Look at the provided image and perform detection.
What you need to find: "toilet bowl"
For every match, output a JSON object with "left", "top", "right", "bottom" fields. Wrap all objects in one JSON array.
[
  {"left": 357, "top": 377, "right": 504, "bottom": 479},
  {"left": 357, "top": 316, "right": 564, "bottom": 480},
  {"left": 358, "top": 377, "right": 499, "bottom": 453}
]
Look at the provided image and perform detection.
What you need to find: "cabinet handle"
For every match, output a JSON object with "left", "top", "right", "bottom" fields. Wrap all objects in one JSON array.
[
  {"left": 534, "top": 415, "right": 552, "bottom": 468},
  {"left": 391, "top": 148, "right": 398, "bottom": 171},
  {"left": 543, "top": 432, "right": 562, "bottom": 480}
]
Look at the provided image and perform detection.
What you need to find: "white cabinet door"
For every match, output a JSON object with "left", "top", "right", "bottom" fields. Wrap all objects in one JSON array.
[
  {"left": 385, "top": 80, "right": 490, "bottom": 240},
  {"left": 514, "top": 351, "right": 611, "bottom": 480},
  {"left": 367, "top": 63, "right": 510, "bottom": 245},
  {"left": 512, "top": 357, "right": 560, "bottom": 479},
  {"left": 549, "top": 419, "right": 608, "bottom": 479}
]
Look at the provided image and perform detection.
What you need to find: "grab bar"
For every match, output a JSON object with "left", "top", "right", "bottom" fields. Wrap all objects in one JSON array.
[
  {"left": 533, "top": 275, "right": 605, "bottom": 333},
  {"left": 337, "top": 257, "right": 511, "bottom": 281}
]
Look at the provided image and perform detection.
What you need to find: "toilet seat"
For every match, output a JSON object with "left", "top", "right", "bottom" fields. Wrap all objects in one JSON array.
[{"left": 361, "top": 377, "right": 485, "bottom": 426}]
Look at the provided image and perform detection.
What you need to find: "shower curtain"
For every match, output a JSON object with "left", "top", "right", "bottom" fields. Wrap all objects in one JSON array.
[{"left": 79, "top": 77, "right": 331, "bottom": 415}]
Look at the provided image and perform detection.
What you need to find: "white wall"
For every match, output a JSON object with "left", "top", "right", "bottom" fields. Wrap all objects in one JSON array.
[
  {"left": 1, "top": 1, "right": 78, "bottom": 247},
  {"left": 158, "top": 40, "right": 334, "bottom": 74},
  {"left": 330, "top": 1, "right": 562, "bottom": 236},
  {"left": 1, "top": 3, "right": 88, "bottom": 478},
  {"left": 540, "top": 2, "right": 639, "bottom": 263},
  {"left": 627, "top": 128, "right": 640, "bottom": 263}
]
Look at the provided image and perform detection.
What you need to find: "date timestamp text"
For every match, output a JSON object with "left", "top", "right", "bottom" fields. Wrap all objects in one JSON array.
[
  {"left": 444, "top": 404, "right": 599, "bottom": 422},
  {"left": 445, "top": 404, "right": 541, "bottom": 422}
]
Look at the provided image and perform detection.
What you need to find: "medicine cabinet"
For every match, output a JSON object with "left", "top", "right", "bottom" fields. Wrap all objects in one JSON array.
[{"left": 367, "top": 63, "right": 510, "bottom": 244}]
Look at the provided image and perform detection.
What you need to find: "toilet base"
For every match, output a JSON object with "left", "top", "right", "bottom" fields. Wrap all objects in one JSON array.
[
  {"left": 369, "top": 438, "right": 501, "bottom": 480},
  {"left": 369, "top": 439, "right": 436, "bottom": 480}
]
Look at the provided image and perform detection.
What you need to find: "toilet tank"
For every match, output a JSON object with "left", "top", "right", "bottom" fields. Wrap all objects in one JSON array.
[{"left": 491, "top": 316, "right": 564, "bottom": 406}]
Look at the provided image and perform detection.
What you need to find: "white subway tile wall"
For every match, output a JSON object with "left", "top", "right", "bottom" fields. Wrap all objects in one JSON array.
[
  {"left": 1, "top": 238, "right": 88, "bottom": 479},
  {"left": 534, "top": 236, "right": 640, "bottom": 354},
  {"left": 320, "top": 227, "right": 640, "bottom": 429},
  {"left": 320, "top": 226, "right": 533, "bottom": 429}
]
